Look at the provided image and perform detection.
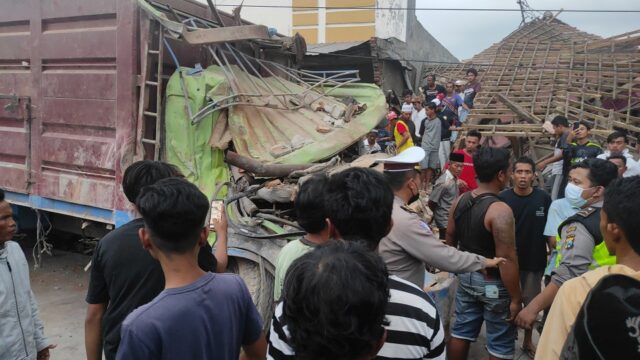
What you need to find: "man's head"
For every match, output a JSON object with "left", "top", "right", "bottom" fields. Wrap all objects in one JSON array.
[
  {"left": 425, "top": 74, "right": 436, "bottom": 87},
  {"left": 402, "top": 89, "right": 413, "bottom": 104},
  {"left": 464, "top": 130, "right": 482, "bottom": 153},
  {"left": 454, "top": 80, "right": 465, "bottom": 93},
  {"left": 366, "top": 130, "right": 378, "bottom": 144},
  {"left": 411, "top": 96, "right": 423, "bottom": 110},
  {"left": 606, "top": 131, "right": 628, "bottom": 154},
  {"left": 0, "top": 189, "right": 17, "bottom": 246},
  {"left": 295, "top": 174, "right": 329, "bottom": 236},
  {"left": 282, "top": 241, "right": 389, "bottom": 360},
  {"left": 386, "top": 111, "right": 398, "bottom": 127},
  {"left": 136, "top": 178, "right": 210, "bottom": 257},
  {"left": 473, "top": 147, "right": 512, "bottom": 189},
  {"left": 385, "top": 168, "right": 421, "bottom": 203},
  {"left": 425, "top": 102, "right": 437, "bottom": 118},
  {"left": 324, "top": 168, "right": 394, "bottom": 249},
  {"left": 445, "top": 81, "right": 455, "bottom": 95},
  {"left": 601, "top": 176, "right": 640, "bottom": 257},
  {"left": 511, "top": 157, "right": 536, "bottom": 191},
  {"left": 466, "top": 68, "right": 478, "bottom": 83},
  {"left": 449, "top": 152, "right": 464, "bottom": 177},
  {"left": 607, "top": 154, "right": 627, "bottom": 178},
  {"left": 573, "top": 121, "right": 591, "bottom": 141},
  {"left": 551, "top": 115, "right": 569, "bottom": 136},
  {"left": 565, "top": 158, "right": 618, "bottom": 208},
  {"left": 122, "top": 160, "right": 179, "bottom": 204}
]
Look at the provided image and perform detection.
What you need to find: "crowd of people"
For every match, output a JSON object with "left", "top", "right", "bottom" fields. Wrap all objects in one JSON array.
[{"left": 1, "top": 69, "right": 640, "bottom": 360}]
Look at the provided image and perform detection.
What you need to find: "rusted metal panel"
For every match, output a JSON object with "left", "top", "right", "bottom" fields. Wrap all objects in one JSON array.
[
  {"left": 0, "top": 34, "right": 30, "bottom": 59},
  {"left": 0, "top": 73, "right": 32, "bottom": 96},
  {"left": 0, "top": 98, "right": 29, "bottom": 193},
  {"left": 42, "top": 71, "right": 117, "bottom": 99},
  {"left": 41, "top": 29, "right": 117, "bottom": 59},
  {"left": 42, "top": 98, "right": 117, "bottom": 128},
  {"left": 40, "top": 0, "right": 117, "bottom": 19}
]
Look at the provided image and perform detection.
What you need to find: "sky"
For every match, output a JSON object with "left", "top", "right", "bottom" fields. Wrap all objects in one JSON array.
[{"left": 415, "top": 0, "right": 640, "bottom": 60}]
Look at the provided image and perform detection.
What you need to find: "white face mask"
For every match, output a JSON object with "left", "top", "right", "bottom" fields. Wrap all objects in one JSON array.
[{"left": 565, "top": 183, "right": 591, "bottom": 208}]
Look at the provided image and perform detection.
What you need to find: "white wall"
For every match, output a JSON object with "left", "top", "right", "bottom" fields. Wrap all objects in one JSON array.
[
  {"left": 210, "top": 0, "right": 293, "bottom": 36},
  {"left": 375, "top": 0, "right": 408, "bottom": 42}
]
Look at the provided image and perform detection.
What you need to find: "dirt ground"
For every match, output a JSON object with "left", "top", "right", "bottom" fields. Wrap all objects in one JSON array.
[{"left": 27, "top": 247, "right": 537, "bottom": 360}]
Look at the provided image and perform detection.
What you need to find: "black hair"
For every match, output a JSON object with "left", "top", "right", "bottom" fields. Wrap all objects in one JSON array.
[
  {"left": 607, "top": 131, "right": 628, "bottom": 144},
  {"left": 607, "top": 154, "right": 627, "bottom": 166},
  {"left": 295, "top": 174, "right": 329, "bottom": 234},
  {"left": 551, "top": 115, "right": 569, "bottom": 127},
  {"left": 575, "top": 120, "right": 592, "bottom": 131},
  {"left": 384, "top": 170, "right": 418, "bottom": 192},
  {"left": 603, "top": 177, "right": 640, "bottom": 255},
  {"left": 467, "top": 129, "right": 482, "bottom": 140},
  {"left": 426, "top": 74, "right": 436, "bottom": 82},
  {"left": 513, "top": 156, "right": 536, "bottom": 172},
  {"left": 425, "top": 102, "right": 437, "bottom": 111},
  {"left": 466, "top": 68, "right": 478, "bottom": 76},
  {"left": 473, "top": 147, "right": 511, "bottom": 183},
  {"left": 0, "top": 188, "right": 4, "bottom": 202},
  {"left": 402, "top": 89, "right": 413, "bottom": 97},
  {"left": 282, "top": 241, "right": 389, "bottom": 360},
  {"left": 122, "top": 160, "right": 177, "bottom": 203},
  {"left": 324, "top": 168, "right": 393, "bottom": 249},
  {"left": 569, "top": 158, "right": 618, "bottom": 188},
  {"left": 136, "top": 177, "right": 209, "bottom": 254}
]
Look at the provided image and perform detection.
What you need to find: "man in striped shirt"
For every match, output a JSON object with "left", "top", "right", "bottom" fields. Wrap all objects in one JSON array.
[{"left": 268, "top": 168, "right": 446, "bottom": 360}]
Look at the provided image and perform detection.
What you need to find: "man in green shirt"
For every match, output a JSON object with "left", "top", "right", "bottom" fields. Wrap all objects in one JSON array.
[{"left": 273, "top": 174, "right": 330, "bottom": 301}]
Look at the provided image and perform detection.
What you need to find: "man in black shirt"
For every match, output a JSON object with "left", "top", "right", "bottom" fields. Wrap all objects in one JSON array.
[
  {"left": 422, "top": 74, "right": 446, "bottom": 103},
  {"left": 84, "top": 161, "right": 226, "bottom": 360},
  {"left": 499, "top": 157, "right": 551, "bottom": 357}
]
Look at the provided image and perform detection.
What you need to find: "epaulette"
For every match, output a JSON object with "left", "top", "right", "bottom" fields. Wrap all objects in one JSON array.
[
  {"left": 401, "top": 205, "right": 419, "bottom": 214},
  {"left": 576, "top": 206, "right": 597, "bottom": 218}
]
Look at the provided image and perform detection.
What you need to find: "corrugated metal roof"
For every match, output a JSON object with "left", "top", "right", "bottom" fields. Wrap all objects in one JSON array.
[{"left": 306, "top": 41, "right": 368, "bottom": 55}]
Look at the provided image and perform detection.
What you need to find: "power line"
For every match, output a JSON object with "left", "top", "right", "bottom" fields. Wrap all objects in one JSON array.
[
  {"left": 213, "top": 4, "right": 640, "bottom": 13},
  {"left": 303, "top": 50, "right": 640, "bottom": 74}
]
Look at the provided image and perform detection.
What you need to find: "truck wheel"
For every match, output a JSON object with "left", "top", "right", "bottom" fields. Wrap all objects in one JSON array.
[{"left": 227, "top": 256, "right": 275, "bottom": 331}]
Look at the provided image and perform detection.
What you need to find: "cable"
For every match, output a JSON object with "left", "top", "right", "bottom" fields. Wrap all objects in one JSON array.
[
  {"left": 302, "top": 50, "right": 640, "bottom": 74},
  {"left": 213, "top": 4, "right": 640, "bottom": 13}
]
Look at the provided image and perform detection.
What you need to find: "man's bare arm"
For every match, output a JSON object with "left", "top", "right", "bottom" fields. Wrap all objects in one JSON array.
[
  {"left": 488, "top": 202, "right": 522, "bottom": 320},
  {"left": 445, "top": 196, "right": 461, "bottom": 247},
  {"left": 397, "top": 131, "right": 410, "bottom": 148},
  {"left": 85, "top": 303, "right": 106, "bottom": 360}
]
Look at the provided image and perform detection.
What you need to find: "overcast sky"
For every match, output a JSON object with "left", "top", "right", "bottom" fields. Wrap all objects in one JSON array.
[{"left": 415, "top": 0, "right": 640, "bottom": 60}]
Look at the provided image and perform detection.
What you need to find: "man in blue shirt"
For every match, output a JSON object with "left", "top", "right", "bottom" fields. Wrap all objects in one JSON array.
[{"left": 116, "top": 178, "right": 266, "bottom": 360}]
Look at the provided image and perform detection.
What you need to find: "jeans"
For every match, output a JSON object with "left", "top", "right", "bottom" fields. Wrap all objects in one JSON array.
[{"left": 451, "top": 272, "right": 516, "bottom": 359}]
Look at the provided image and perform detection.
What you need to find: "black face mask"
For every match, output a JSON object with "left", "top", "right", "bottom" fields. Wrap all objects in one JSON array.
[{"left": 409, "top": 192, "right": 420, "bottom": 205}]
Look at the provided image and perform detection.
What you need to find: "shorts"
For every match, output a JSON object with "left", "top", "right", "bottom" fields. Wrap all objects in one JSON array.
[
  {"left": 520, "top": 270, "right": 543, "bottom": 306},
  {"left": 438, "top": 141, "right": 451, "bottom": 170},
  {"left": 420, "top": 149, "right": 440, "bottom": 170},
  {"left": 451, "top": 272, "right": 516, "bottom": 359}
]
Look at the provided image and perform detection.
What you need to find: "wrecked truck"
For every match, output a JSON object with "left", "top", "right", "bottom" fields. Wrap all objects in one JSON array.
[{"left": 0, "top": 0, "right": 387, "bottom": 322}]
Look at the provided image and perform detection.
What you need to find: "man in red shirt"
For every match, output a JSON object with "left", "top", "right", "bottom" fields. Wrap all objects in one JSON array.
[{"left": 451, "top": 130, "right": 481, "bottom": 193}]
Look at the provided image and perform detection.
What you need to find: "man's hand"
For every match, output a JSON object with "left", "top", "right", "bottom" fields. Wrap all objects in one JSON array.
[
  {"left": 506, "top": 300, "right": 523, "bottom": 323},
  {"left": 484, "top": 257, "right": 506, "bottom": 268},
  {"left": 458, "top": 179, "right": 469, "bottom": 191},
  {"left": 536, "top": 161, "right": 546, "bottom": 171},
  {"left": 211, "top": 206, "right": 228, "bottom": 233},
  {"left": 514, "top": 304, "right": 538, "bottom": 329},
  {"left": 37, "top": 344, "right": 56, "bottom": 360}
]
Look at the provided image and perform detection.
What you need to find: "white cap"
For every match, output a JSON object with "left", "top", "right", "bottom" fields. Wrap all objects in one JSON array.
[
  {"left": 431, "top": 99, "right": 441, "bottom": 106},
  {"left": 376, "top": 146, "right": 425, "bottom": 172},
  {"left": 401, "top": 104, "right": 414, "bottom": 113},
  {"left": 455, "top": 80, "right": 467, "bottom": 86}
]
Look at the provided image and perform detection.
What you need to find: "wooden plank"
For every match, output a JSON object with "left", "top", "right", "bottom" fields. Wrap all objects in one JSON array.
[
  {"left": 496, "top": 93, "right": 542, "bottom": 124},
  {"left": 181, "top": 24, "right": 269, "bottom": 44}
]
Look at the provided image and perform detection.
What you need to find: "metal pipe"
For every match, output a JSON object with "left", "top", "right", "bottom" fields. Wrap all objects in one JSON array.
[{"left": 225, "top": 151, "right": 314, "bottom": 178}]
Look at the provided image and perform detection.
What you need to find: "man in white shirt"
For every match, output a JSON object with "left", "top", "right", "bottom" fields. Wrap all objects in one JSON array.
[
  {"left": 359, "top": 130, "right": 382, "bottom": 155},
  {"left": 411, "top": 96, "right": 426, "bottom": 140},
  {"left": 596, "top": 131, "right": 640, "bottom": 177}
]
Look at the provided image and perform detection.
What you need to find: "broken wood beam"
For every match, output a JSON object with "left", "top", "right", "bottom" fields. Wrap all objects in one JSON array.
[
  {"left": 496, "top": 93, "right": 542, "bottom": 124},
  {"left": 182, "top": 25, "right": 270, "bottom": 45}
]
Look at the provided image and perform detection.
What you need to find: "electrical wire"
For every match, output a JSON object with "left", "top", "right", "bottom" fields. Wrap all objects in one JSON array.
[{"left": 213, "top": 4, "right": 640, "bottom": 13}]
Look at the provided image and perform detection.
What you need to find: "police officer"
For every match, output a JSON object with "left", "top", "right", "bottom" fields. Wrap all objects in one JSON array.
[
  {"left": 515, "top": 158, "right": 618, "bottom": 330},
  {"left": 376, "top": 146, "right": 504, "bottom": 288}
]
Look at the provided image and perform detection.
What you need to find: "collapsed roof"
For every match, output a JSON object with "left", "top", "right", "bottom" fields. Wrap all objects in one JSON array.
[{"left": 423, "top": 12, "right": 640, "bottom": 142}]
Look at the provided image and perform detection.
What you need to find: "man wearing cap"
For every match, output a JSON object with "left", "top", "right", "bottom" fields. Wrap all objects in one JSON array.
[
  {"left": 429, "top": 152, "right": 465, "bottom": 240},
  {"left": 377, "top": 147, "right": 505, "bottom": 289},
  {"left": 418, "top": 102, "right": 442, "bottom": 189},
  {"left": 392, "top": 106, "right": 415, "bottom": 154}
]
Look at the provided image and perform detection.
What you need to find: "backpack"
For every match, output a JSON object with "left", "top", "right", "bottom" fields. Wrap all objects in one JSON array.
[{"left": 561, "top": 274, "right": 640, "bottom": 359}]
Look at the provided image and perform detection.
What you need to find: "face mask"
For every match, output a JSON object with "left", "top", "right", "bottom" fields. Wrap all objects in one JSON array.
[
  {"left": 565, "top": 183, "right": 589, "bottom": 208},
  {"left": 408, "top": 179, "right": 420, "bottom": 204}
]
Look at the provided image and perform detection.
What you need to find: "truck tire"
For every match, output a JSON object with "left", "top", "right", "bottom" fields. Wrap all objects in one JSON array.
[{"left": 227, "top": 256, "right": 275, "bottom": 331}]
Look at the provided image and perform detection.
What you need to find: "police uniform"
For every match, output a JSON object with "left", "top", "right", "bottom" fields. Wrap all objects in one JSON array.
[
  {"left": 376, "top": 147, "right": 487, "bottom": 288},
  {"left": 550, "top": 202, "right": 616, "bottom": 287}
]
